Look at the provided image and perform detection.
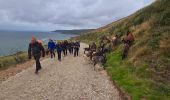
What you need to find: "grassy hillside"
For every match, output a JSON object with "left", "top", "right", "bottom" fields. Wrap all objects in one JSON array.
[
  {"left": 75, "top": 0, "right": 170, "bottom": 99},
  {"left": 0, "top": 52, "right": 28, "bottom": 70}
]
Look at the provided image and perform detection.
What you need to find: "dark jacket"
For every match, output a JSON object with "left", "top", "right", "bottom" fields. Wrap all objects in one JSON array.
[
  {"left": 28, "top": 42, "right": 45, "bottom": 59},
  {"left": 74, "top": 42, "right": 80, "bottom": 48},
  {"left": 56, "top": 44, "right": 62, "bottom": 52}
]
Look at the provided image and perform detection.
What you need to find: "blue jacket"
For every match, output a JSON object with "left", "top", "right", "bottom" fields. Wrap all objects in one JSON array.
[{"left": 48, "top": 41, "right": 56, "bottom": 50}]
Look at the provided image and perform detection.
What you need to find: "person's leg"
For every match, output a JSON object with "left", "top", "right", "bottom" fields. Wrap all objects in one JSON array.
[
  {"left": 64, "top": 49, "right": 66, "bottom": 56},
  {"left": 69, "top": 48, "right": 71, "bottom": 54},
  {"left": 34, "top": 56, "right": 38, "bottom": 73},
  {"left": 74, "top": 48, "right": 76, "bottom": 57},
  {"left": 52, "top": 49, "right": 55, "bottom": 58},
  {"left": 57, "top": 51, "right": 60, "bottom": 60},
  {"left": 50, "top": 49, "right": 53, "bottom": 58},
  {"left": 75, "top": 48, "right": 77, "bottom": 56},
  {"left": 122, "top": 50, "right": 127, "bottom": 60},
  {"left": 34, "top": 56, "right": 41, "bottom": 74},
  {"left": 63, "top": 50, "right": 65, "bottom": 56},
  {"left": 59, "top": 51, "right": 61, "bottom": 61},
  {"left": 71, "top": 48, "right": 73, "bottom": 54},
  {"left": 77, "top": 48, "right": 79, "bottom": 56},
  {"left": 66, "top": 49, "right": 67, "bottom": 56},
  {"left": 122, "top": 53, "right": 125, "bottom": 60},
  {"left": 75, "top": 48, "right": 78, "bottom": 56}
]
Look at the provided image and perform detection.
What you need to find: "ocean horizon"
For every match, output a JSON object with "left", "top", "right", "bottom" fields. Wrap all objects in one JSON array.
[{"left": 0, "top": 30, "right": 77, "bottom": 56}]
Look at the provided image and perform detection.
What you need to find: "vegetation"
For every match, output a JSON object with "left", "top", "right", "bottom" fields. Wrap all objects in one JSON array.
[
  {"left": 74, "top": 0, "right": 170, "bottom": 99},
  {"left": 0, "top": 52, "right": 28, "bottom": 70}
]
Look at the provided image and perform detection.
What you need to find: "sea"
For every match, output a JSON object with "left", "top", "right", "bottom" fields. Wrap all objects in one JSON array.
[{"left": 0, "top": 30, "right": 77, "bottom": 56}]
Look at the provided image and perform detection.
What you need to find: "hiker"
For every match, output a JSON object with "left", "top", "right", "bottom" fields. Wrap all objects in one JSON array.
[
  {"left": 122, "top": 43, "right": 130, "bottom": 60},
  {"left": 64, "top": 40, "right": 68, "bottom": 56},
  {"left": 70, "top": 42, "right": 74, "bottom": 54},
  {"left": 67, "top": 41, "right": 72, "bottom": 54},
  {"left": 28, "top": 36, "right": 45, "bottom": 74},
  {"left": 123, "top": 31, "right": 134, "bottom": 45},
  {"left": 62, "top": 41, "right": 67, "bottom": 56},
  {"left": 92, "top": 54, "right": 106, "bottom": 67},
  {"left": 48, "top": 39, "right": 56, "bottom": 58},
  {"left": 74, "top": 41, "right": 80, "bottom": 57},
  {"left": 99, "top": 40, "right": 105, "bottom": 52},
  {"left": 84, "top": 46, "right": 90, "bottom": 54},
  {"left": 56, "top": 42, "right": 62, "bottom": 61},
  {"left": 112, "top": 34, "right": 118, "bottom": 46},
  {"left": 90, "top": 42, "right": 97, "bottom": 52}
]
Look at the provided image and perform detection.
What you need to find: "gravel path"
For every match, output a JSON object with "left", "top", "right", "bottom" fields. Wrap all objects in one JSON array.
[{"left": 0, "top": 43, "right": 120, "bottom": 100}]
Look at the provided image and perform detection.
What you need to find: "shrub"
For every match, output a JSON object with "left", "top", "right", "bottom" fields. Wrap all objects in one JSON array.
[{"left": 0, "top": 52, "right": 28, "bottom": 70}]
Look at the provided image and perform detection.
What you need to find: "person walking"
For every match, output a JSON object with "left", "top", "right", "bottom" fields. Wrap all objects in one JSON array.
[
  {"left": 56, "top": 42, "right": 62, "bottom": 61},
  {"left": 48, "top": 39, "right": 56, "bottom": 58},
  {"left": 68, "top": 41, "right": 72, "bottom": 54},
  {"left": 91, "top": 42, "right": 97, "bottom": 52},
  {"left": 63, "top": 40, "right": 68, "bottom": 56},
  {"left": 74, "top": 41, "right": 80, "bottom": 57},
  {"left": 70, "top": 42, "right": 74, "bottom": 54},
  {"left": 28, "top": 36, "right": 45, "bottom": 74},
  {"left": 122, "top": 43, "right": 130, "bottom": 60},
  {"left": 99, "top": 40, "right": 105, "bottom": 52},
  {"left": 61, "top": 42, "right": 66, "bottom": 56}
]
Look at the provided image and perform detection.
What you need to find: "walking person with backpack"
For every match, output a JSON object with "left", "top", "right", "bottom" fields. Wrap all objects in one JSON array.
[
  {"left": 28, "top": 36, "right": 45, "bottom": 74},
  {"left": 48, "top": 39, "right": 56, "bottom": 58}
]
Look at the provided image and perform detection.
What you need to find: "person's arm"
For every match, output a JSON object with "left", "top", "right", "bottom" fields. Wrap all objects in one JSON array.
[
  {"left": 78, "top": 42, "right": 80, "bottom": 47},
  {"left": 28, "top": 43, "right": 32, "bottom": 59},
  {"left": 53, "top": 43, "right": 56, "bottom": 49},
  {"left": 48, "top": 42, "right": 50, "bottom": 49}
]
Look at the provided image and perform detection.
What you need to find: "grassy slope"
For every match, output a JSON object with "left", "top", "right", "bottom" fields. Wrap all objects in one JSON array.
[
  {"left": 0, "top": 52, "right": 28, "bottom": 70},
  {"left": 75, "top": 0, "right": 170, "bottom": 99},
  {"left": 0, "top": 45, "right": 49, "bottom": 70}
]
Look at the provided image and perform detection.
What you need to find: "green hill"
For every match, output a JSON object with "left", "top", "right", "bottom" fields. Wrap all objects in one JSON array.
[{"left": 74, "top": 0, "right": 170, "bottom": 99}]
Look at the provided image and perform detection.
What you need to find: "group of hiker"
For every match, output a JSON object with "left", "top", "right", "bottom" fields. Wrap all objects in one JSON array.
[
  {"left": 28, "top": 36, "right": 80, "bottom": 74},
  {"left": 84, "top": 30, "right": 134, "bottom": 67},
  {"left": 28, "top": 30, "right": 134, "bottom": 74},
  {"left": 47, "top": 39, "right": 80, "bottom": 60}
]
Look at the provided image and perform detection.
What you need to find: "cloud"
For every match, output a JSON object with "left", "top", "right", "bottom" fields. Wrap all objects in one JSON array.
[{"left": 0, "top": 0, "right": 154, "bottom": 31}]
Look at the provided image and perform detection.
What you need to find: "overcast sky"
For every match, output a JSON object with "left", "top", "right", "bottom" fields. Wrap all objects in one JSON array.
[{"left": 0, "top": 0, "right": 154, "bottom": 31}]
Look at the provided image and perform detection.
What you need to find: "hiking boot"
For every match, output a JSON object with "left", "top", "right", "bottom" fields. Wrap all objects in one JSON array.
[{"left": 35, "top": 70, "right": 38, "bottom": 74}]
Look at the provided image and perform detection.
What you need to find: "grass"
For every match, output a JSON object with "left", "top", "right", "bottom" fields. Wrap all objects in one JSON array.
[
  {"left": 0, "top": 52, "right": 28, "bottom": 70},
  {"left": 73, "top": 0, "right": 170, "bottom": 99},
  {"left": 105, "top": 47, "right": 170, "bottom": 100}
]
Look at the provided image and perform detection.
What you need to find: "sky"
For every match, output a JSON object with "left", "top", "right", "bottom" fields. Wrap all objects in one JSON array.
[{"left": 0, "top": 0, "right": 154, "bottom": 31}]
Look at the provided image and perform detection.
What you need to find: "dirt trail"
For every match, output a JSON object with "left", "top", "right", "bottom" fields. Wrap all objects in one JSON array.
[{"left": 0, "top": 43, "right": 120, "bottom": 100}]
